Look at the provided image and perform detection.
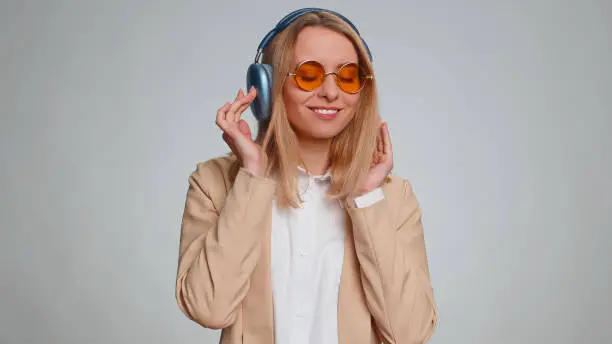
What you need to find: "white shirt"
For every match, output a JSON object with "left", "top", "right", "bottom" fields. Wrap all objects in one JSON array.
[{"left": 270, "top": 167, "right": 385, "bottom": 344}]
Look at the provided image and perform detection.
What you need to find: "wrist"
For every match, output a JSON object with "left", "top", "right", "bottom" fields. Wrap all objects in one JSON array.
[
  {"left": 243, "top": 162, "right": 264, "bottom": 178},
  {"left": 351, "top": 186, "right": 373, "bottom": 199}
]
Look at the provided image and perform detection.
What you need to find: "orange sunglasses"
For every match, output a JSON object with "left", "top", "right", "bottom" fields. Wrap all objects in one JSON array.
[{"left": 288, "top": 60, "right": 373, "bottom": 94}]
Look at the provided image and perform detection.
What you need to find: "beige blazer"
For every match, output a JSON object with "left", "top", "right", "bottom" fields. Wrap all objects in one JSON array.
[{"left": 175, "top": 155, "right": 438, "bottom": 343}]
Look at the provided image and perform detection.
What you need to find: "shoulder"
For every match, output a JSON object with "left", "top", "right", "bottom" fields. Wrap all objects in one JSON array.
[
  {"left": 188, "top": 154, "right": 239, "bottom": 199},
  {"left": 191, "top": 154, "right": 237, "bottom": 180}
]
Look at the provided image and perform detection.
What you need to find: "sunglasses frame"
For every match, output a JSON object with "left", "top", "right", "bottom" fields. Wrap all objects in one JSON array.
[{"left": 287, "top": 60, "right": 374, "bottom": 94}]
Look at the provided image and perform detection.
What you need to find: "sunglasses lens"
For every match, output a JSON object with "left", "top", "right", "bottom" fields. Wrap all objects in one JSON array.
[
  {"left": 295, "top": 61, "right": 325, "bottom": 91},
  {"left": 337, "top": 63, "right": 365, "bottom": 94}
]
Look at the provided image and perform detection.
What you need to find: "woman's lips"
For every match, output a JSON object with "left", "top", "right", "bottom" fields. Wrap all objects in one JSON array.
[{"left": 309, "top": 107, "right": 341, "bottom": 120}]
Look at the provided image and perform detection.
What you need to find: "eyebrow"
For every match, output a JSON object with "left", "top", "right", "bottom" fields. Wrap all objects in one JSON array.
[
  {"left": 292, "top": 60, "right": 358, "bottom": 69},
  {"left": 336, "top": 61, "right": 357, "bottom": 68}
]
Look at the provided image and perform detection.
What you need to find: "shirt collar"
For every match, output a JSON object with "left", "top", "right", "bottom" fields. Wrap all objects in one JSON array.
[{"left": 297, "top": 165, "right": 332, "bottom": 182}]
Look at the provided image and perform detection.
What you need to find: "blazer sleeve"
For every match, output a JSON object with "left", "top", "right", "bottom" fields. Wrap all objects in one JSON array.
[
  {"left": 175, "top": 163, "right": 276, "bottom": 329},
  {"left": 344, "top": 178, "right": 438, "bottom": 344}
]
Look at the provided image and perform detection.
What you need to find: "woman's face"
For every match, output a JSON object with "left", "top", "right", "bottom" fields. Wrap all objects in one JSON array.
[{"left": 283, "top": 26, "right": 361, "bottom": 141}]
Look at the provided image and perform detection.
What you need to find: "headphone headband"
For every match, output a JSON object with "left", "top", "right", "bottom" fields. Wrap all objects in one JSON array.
[{"left": 254, "top": 7, "right": 372, "bottom": 62}]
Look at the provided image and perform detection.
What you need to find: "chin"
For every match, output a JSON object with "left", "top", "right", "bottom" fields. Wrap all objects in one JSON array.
[{"left": 303, "top": 126, "right": 345, "bottom": 140}]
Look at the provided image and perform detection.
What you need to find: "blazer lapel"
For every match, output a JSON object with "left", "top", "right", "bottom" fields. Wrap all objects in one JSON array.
[
  {"left": 338, "top": 211, "right": 373, "bottom": 344},
  {"left": 241, "top": 206, "right": 275, "bottom": 344}
]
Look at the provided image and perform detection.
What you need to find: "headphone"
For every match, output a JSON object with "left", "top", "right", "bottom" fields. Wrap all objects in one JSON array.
[{"left": 246, "top": 7, "right": 373, "bottom": 122}]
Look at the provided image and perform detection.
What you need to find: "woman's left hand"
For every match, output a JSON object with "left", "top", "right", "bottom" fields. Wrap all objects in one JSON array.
[{"left": 354, "top": 121, "right": 394, "bottom": 197}]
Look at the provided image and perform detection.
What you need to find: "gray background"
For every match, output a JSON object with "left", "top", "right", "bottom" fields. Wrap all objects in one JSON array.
[{"left": 1, "top": 0, "right": 610, "bottom": 343}]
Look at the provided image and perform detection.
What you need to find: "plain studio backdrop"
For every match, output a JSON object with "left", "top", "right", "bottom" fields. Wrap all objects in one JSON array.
[{"left": 1, "top": 0, "right": 611, "bottom": 343}]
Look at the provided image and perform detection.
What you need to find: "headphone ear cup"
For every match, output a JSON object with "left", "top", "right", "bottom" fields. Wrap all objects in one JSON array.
[{"left": 246, "top": 63, "right": 273, "bottom": 122}]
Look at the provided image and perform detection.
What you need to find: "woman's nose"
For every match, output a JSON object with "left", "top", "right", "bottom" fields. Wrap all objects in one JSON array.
[{"left": 317, "top": 74, "right": 339, "bottom": 100}]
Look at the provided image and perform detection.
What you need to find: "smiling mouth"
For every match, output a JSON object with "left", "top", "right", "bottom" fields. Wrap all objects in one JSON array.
[{"left": 309, "top": 107, "right": 341, "bottom": 117}]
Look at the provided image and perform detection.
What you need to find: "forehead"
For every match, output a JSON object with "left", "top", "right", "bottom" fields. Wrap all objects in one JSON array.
[{"left": 292, "top": 26, "right": 359, "bottom": 66}]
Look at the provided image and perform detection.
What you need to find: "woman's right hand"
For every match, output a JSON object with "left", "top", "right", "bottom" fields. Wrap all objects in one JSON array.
[{"left": 216, "top": 87, "right": 267, "bottom": 178}]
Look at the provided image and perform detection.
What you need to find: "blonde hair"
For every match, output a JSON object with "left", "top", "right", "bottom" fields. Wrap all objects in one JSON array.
[{"left": 232, "top": 11, "right": 380, "bottom": 208}]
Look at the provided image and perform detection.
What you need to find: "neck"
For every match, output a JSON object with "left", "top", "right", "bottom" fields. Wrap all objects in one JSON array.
[{"left": 297, "top": 136, "right": 332, "bottom": 175}]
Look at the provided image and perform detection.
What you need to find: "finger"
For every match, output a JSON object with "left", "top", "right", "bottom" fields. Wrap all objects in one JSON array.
[
  {"left": 248, "top": 86, "right": 258, "bottom": 101},
  {"left": 239, "top": 85, "right": 256, "bottom": 98},
  {"left": 236, "top": 88, "right": 258, "bottom": 116},
  {"left": 216, "top": 102, "right": 232, "bottom": 130},
  {"left": 235, "top": 92, "right": 258, "bottom": 123},
  {"left": 227, "top": 89, "right": 245, "bottom": 122},
  {"left": 376, "top": 128, "right": 382, "bottom": 153},
  {"left": 216, "top": 102, "right": 230, "bottom": 121},
  {"left": 381, "top": 122, "right": 392, "bottom": 154},
  {"left": 234, "top": 88, "right": 244, "bottom": 104},
  {"left": 236, "top": 102, "right": 252, "bottom": 119},
  {"left": 228, "top": 88, "right": 248, "bottom": 113},
  {"left": 238, "top": 120, "right": 253, "bottom": 140},
  {"left": 223, "top": 89, "right": 243, "bottom": 123},
  {"left": 228, "top": 88, "right": 258, "bottom": 121}
]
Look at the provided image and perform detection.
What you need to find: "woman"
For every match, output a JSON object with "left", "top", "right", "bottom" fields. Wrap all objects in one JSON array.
[{"left": 175, "top": 8, "right": 438, "bottom": 344}]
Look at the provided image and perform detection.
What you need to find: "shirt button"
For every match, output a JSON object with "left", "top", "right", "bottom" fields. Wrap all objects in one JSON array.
[{"left": 299, "top": 248, "right": 308, "bottom": 256}]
